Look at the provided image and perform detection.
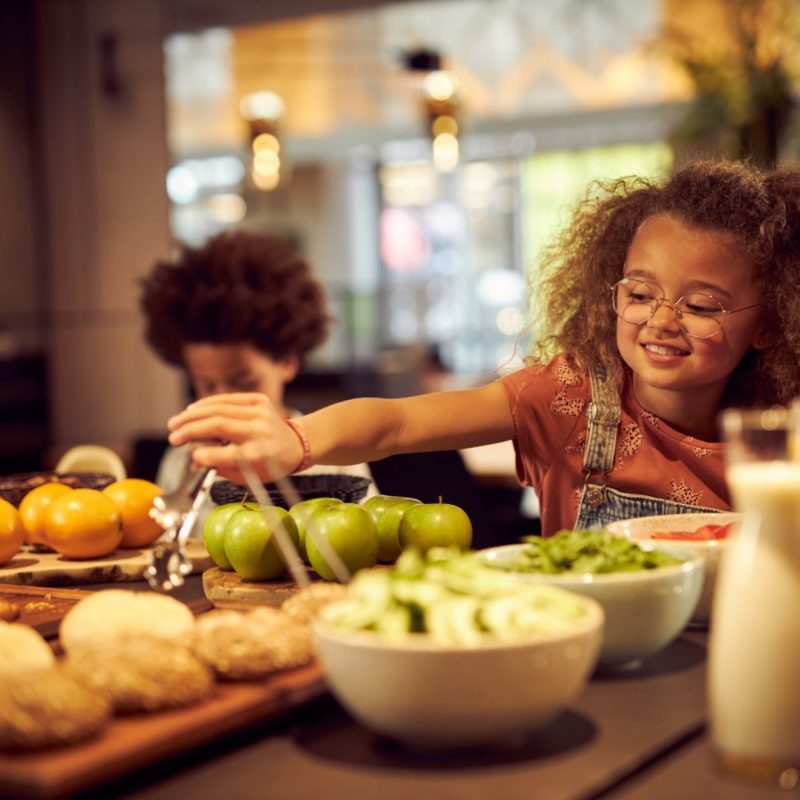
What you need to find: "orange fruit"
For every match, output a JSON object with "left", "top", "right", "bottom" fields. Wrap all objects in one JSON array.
[
  {"left": 0, "top": 497, "right": 25, "bottom": 565},
  {"left": 102, "top": 478, "right": 164, "bottom": 548},
  {"left": 43, "top": 488, "right": 123, "bottom": 559},
  {"left": 19, "top": 483, "right": 73, "bottom": 546}
]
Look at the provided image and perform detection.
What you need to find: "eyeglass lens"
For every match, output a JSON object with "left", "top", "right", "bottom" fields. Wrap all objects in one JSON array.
[{"left": 613, "top": 279, "right": 724, "bottom": 338}]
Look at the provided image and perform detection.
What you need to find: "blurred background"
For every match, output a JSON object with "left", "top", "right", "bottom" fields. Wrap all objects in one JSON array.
[{"left": 1, "top": 0, "right": 798, "bottom": 490}]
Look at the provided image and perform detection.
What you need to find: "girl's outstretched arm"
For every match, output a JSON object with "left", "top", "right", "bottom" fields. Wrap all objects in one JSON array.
[{"left": 166, "top": 381, "right": 514, "bottom": 484}]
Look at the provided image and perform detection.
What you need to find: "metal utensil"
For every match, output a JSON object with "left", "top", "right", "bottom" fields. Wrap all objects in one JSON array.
[{"left": 145, "top": 461, "right": 217, "bottom": 591}]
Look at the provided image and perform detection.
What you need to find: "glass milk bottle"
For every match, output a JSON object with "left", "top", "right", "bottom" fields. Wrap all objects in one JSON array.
[{"left": 710, "top": 407, "right": 800, "bottom": 786}]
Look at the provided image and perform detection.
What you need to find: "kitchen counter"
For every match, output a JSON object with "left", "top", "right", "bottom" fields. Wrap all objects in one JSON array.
[{"left": 60, "top": 576, "right": 792, "bottom": 800}]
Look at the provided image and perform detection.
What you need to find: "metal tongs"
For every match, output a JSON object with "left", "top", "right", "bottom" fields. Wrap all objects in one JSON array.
[{"left": 145, "top": 457, "right": 217, "bottom": 591}]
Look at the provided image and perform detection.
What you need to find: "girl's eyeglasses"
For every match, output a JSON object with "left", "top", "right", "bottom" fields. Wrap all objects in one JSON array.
[{"left": 611, "top": 278, "right": 761, "bottom": 340}]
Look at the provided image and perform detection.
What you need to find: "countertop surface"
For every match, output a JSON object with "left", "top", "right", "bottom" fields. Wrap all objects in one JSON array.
[
  {"left": 0, "top": 559, "right": 790, "bottom": 800},
  {"left": 43, "top": 575, "right": 790, "bottom": 800}
]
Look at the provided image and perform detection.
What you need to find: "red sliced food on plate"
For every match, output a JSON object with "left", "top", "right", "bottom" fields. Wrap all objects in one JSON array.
[{"left": 652, "top": 522, "right": 733, "bottom": 541}]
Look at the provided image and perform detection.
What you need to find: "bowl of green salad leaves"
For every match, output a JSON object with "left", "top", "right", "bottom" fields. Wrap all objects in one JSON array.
[
  {"left": 477, "top": 531, "right": 704, "bottom": 667},
  {"left": 313, "top": 547, "right": 604, "bottom": 748}
]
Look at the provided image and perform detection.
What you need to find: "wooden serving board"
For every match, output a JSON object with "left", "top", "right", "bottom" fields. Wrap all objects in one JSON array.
[
  {"left": 0, "top": 584, "right": 213, "bottom": 643},
  {"left": 0, "top": 541, "right": 213, "bottom": 587},
  {"left": 0, "top": 584, "right": 93, "bottom": 640},
  {"left": 0, "top": 660, "right": 327, "bottom": 800},
  {"left": 0, "top": 586, "right": 325, "bottom": 799},
  {"left": 202, "top": 565, "right": 318, "bottom": 608}
]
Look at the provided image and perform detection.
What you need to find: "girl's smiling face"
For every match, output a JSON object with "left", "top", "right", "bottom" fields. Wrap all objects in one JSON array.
[{"left": 616, "top": 213, "right": 763, "bottom": 435}]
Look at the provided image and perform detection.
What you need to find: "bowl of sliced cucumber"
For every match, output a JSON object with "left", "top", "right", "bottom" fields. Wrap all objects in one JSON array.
[
  {"left": 313, "top": 548, "right": 604, "bottom": 748},
  {"left": 478, "top": 531, "right": 704, "bottom": 667}
]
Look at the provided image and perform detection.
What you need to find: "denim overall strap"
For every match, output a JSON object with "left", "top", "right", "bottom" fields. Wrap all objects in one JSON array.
[
  {"left": 573, "top": 365, "right": 723, "bottom": 529},
  {"left": 581, "top": 363, "right": 621, "bottom": 507}
]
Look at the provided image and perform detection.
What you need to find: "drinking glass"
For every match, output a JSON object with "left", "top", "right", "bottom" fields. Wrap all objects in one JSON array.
[{"left": 710, "top": 406, "right": 800, "bottom": 788}]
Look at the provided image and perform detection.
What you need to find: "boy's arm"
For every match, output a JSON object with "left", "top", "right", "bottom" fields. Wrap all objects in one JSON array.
[{"left": 167, "top": 381, "right": 514, "bottom": 484}]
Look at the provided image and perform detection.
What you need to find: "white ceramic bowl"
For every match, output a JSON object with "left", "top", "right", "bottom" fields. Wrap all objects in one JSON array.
[
  {"left": 605, "top": 512, "right": 741, "bottom": 627},
  {"left": 313, "top": 596, "right": 604, "bottom": 748},
  {"left": 477, "top": 542, "right": 704, "bottom": 667}
]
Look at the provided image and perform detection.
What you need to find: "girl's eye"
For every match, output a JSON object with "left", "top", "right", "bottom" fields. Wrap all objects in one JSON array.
[
  {"left": 682, "top": 296, "right": 723, "bottom": 315},
  {"left": 685, "top": 304, "right": 717, "bottom": 314},
  {"left": 629, "top": 291, "right": 655, "bottom": 303}
]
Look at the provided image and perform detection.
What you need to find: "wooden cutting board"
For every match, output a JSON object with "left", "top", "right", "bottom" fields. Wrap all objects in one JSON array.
[
  {"left": 202, "top": 565, "right": 319, "bottom": 608},
  {"left": 0, "top": 540, "right": 213, "bottom": 587},
  {"left": 0, "top": 583, "right": 326, "bottom": 799},
  {"left": 0, "top": 584, "right": 93, "bottom": 640},
  {"left": 0, "top": 584, "right": 214, "bottom": 643},
  {"left": 0, "top": 660, "right": 326, "bottom": 800}
]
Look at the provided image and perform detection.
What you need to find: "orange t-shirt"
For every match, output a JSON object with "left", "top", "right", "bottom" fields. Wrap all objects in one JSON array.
[{"left": 499, "top": 354, "right": 731, "bottom": 536}]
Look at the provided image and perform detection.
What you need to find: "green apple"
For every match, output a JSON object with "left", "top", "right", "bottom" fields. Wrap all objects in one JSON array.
[
  {"left": 398, "top": 501, "right": 472, "bottom": 554},
  {"left": 202, "top": 502, "right": 243, "bottom": 570},
  {"left": 363, "top": 495, "right": 422, "bottom": 563},
  {"left": 305, "top": 502, "right": 379, "bottom": 582},
  {"left": 223, "top": 503, "right": 300, "bottom": 581},
  {"left": 288, "top": 497, "right": 343, "bottom": 562}
]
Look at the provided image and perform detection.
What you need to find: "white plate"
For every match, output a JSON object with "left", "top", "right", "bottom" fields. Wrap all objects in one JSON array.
[{"left": 605, "top": 512, "right": 741, "bottom": 627}]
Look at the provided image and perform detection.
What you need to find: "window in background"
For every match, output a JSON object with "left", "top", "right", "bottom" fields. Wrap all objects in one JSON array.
[
  {"left": 378, "top": 153, "right": 526, "bottom": 379},
  {"left": 522, "top": 141, "right": 674, "bottom": 270}
]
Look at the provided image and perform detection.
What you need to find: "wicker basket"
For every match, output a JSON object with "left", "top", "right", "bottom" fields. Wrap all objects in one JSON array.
[
  {"left": 210, "top": 474, "right": 371, "bottom": 510},
  {"left": 0, "top": 471, "right": 116, "bottom": 507}
]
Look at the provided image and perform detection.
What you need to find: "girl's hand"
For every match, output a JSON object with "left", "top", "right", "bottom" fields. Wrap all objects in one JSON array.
[{"left": 166, "top": 393, "right": 305, "bottom": 483}]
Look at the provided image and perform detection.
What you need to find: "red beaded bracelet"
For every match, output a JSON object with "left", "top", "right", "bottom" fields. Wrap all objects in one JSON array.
[{"left": 286, "top": 418, "right": 312, "bottom": 473}]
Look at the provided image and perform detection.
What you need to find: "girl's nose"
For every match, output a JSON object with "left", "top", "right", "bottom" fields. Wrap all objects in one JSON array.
[{"left": 646, "top": 299, "right": 681, "bottom": 332}]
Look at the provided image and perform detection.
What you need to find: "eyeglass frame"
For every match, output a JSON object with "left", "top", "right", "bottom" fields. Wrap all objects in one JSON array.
[{"left": 610, "top": 277, "right": 762, "bottom": 340}]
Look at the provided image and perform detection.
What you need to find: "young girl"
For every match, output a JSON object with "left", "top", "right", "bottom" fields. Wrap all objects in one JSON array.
[{"left": 166, "top": 161, "right": 800, "bottom": 536}]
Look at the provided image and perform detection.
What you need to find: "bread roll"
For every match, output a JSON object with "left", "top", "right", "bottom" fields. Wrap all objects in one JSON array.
[
  {"left": 60, "top": 589, "right": 195, "bottom": 653},
  {"left": 64, "top": 637, "right": 215, "bottom": 713},
  {"left": 189, "top": 607, "right": 313, "bottom": 681},
  {"left": 0, "top": 621, "right": 56, "bottom": 677},
  {"left": 0, "top": 666, "right": 111, "bottom": 750}
]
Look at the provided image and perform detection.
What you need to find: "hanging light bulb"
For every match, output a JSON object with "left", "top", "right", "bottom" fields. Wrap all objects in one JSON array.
[
  {"left": 400, "top": 49, "right": 464, "bottom": 172},
  {"left": 422, "top": 69, "right": 462, "bottom": 172},
  {"left": 423, "top": 70, "right": 459, "bottom": 104},
  {"left": 240, "top": 91, "right": 287, "bottom": 191}
]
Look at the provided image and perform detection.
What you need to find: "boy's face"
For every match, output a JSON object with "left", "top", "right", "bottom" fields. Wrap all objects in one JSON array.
[
  {"left": 182, "top": 342, "right": 299, "bottom": 409},
  {"left": 615, "top": 213, "right": 764, "bottom": 436}
]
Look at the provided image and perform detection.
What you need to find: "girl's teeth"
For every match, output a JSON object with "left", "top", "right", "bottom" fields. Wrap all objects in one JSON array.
[{"left": 645, "top": 343, "right": 685, "bottom": 356}]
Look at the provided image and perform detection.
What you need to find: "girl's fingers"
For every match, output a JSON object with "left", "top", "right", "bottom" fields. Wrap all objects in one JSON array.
[
  {"left": 168, "top": 393, "right": 276, "bottom": 430},
  {"left": 165, "top": 391, "right": 297, "bottom": 480},
  {"left": 169, "top": 404, "right": 262, "bottom": 431},
  {"left": 168, "top": 416, "right": 265, "bottom": 446},
  {"left": 191, "top": 440, "right": 291, "bottom": 482}
]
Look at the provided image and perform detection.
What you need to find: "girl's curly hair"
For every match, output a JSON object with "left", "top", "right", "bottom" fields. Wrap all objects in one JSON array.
[
  {"left": 531, "top": 159, "right": 800, "bottom": 408},
  {"left": 140, "top": 230, "right": 331, "bottom": 366}
]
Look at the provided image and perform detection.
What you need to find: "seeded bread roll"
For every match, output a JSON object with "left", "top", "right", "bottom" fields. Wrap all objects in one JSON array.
[
  {"left": 0, "top": 621, "right": 56, "bottom": 677},
  {"left": 281, "top": 583, "right": 349, "bottom": 626},
  {"left": 189, "top": 607, "right": 313, "bottom": 681},
  {"left": 0, "top": 666, "right": 111, "bottom": 750},
  {"left": 59, "top": 589, "right": 195, "bottom": 653},
  {"left": 64, "top": 637, "right": 215, "bottom": 713}
]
